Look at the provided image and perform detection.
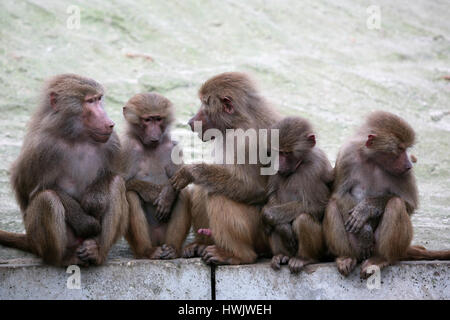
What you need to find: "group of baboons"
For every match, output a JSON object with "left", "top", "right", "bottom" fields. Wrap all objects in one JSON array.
[{"left": 0, "top": 72, "right": 449, "bottom": 279}]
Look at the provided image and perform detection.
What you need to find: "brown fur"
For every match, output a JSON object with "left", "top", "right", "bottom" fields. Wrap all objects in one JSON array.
[
  {"left": 170, "top": 72, "right": 282, "bottom": 264},
  {"left": 323, "top": 110, "right": 449, "bottom": 279},
  {"left": 121, "top": 92, "right": 190, "bottom": 259},
  {"left": 123, "top": 93, "right": 174, "bottom": 134},
  {"left": 0, "top": 74, "right": 128, "bottom": 267},
  {"left": 262, "top": 117, "right": 333, "bottom": 272}
]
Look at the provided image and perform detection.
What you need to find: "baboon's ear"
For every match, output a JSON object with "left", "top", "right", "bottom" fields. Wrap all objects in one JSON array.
[
  {"left": 366, "top": 134, "right": 376, "bottom": 148},
  {"left": 50, "top": 92, "right": 58, "bottom": 110},
  {"left": 222, "top": 96, "right": 235, "bottom": 114},
  {"left": 307, "top": 134, "right": 316, "bottom": 147},
  {"left": 123, "top": 105, "right": 140, "bottom": 124}
]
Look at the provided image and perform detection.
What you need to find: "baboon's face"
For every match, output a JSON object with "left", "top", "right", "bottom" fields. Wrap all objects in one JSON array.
[{"left": 82, "top": 94, "right": 114, "bottom": 143}]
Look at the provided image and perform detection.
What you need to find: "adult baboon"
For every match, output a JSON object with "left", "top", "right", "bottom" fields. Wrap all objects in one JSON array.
[
  {"left": 171, "top": 72, "right": 281, "bottom": 264},
  {"left": 323, "top": 111, "right": 450, "bottom": 278},
  {"left": 0, "top": 74, "right": 128, "bottom": 267}
]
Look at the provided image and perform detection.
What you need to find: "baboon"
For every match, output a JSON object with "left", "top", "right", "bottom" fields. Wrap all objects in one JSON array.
[
  {"left": 121, "top": 92, "right": 190, "bottom": 259},
  {"left": 170, "top": 72, "right": 282, "bottom": 264},
  {"left": 323, "top": 111, "right": 450, "bottom": 278},
  {"left": 262, "top": 117, "right": 333, "bottom": 273},
  {"left": 0, "top": 74, "right": 128, "bottom": 267}
]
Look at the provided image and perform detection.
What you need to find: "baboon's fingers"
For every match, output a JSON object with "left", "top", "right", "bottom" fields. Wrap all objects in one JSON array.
[
  {"left": 288, "top": 258, "right": 304, "bottom": 274},
  {"left": 281, "top": 255, "right": 290, "bottom": 264},
  {"left": 271, "top": 256, "right": 281, "bottom": 270},
  {"left": 345, "top": 216, "right": 362, "bottom": 233},
  {"left": 182, "top": 246, "right": 196, "bottom": 258},
  {"left": 271, "top": 254, "right": 289, "bottom": 270},
  {"left": 196, "top": 245, "right": 207, "bottom": 257},
  {"left": 159, "top": 244, "right": 177, "bottom": 259}
]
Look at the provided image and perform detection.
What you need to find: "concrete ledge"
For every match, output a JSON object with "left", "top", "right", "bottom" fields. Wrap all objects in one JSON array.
[
  {"left": 0, "top": 258, "right": 211, "bottom": 300},
  {"left": 215, "top": 261, "right": 450, "bottom": 300},
  {"left": 0, "top": 259, "right": 448, "bottom": 299}
]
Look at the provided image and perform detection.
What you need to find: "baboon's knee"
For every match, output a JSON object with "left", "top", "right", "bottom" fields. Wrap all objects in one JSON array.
[{"left": 386, "top": 197, "right": 405, "bottom": 211}]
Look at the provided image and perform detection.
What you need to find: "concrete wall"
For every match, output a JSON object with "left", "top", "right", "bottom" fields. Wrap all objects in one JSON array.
[
  {"left": 0, "top": 258, "right": 211, "bottom": 300},
  {"left": 0, "top": 258, "right": 448, "bottom": 300},
  {"left": 216, "top": 261, "right": 450, "bottom": 299}
]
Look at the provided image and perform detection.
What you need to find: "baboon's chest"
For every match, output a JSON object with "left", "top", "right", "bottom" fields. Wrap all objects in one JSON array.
[
  {"left": 57, "top": 144, "right": 104, "bottom": 198},
  {"left": 351, "top": 165, "right": 390, "bottom": 201},
  {"left": 135, "top": 148, "right": 171, "bottom": 184}
]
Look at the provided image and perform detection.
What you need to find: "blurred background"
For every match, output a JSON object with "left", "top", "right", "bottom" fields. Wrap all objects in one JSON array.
[{"left": 0, "top": 0, "right": 448, "bottom": 260}]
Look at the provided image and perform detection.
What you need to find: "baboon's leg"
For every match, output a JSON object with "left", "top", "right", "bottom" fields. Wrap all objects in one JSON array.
[
  {"left": 202, "top": 195, "right": 260, "bottom": 265},
  {"left": 323, "top": 199, "right": 357, "bottom": 276},
  {"left": 124, "top": 190, "right": 153, "bottom": 258},
  {"left": 24, "top": 190, "right": 82, "bottom": 267},
  {"left": 289, "top": 213, "right": 323, "bottom": 273},
  {"left": 360, "top": 197, "right": 412, "bottom": 278},
  {"left": 78, "top": 176, "right": 129, "bottom": 265},
  {"left": 269, "top": 232, "right": 291, "bottom": 270},
  {"left": 182, "top": 187, "right": 214, "bottom": 258},
  {"left": 159, "top": 189, "right": 193, "bottom": 258}
]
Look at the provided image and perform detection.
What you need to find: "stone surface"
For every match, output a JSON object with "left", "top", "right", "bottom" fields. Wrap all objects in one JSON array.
[
  {"left": 1, "top": 258, "right": 448, "bottom": 299},
  {"left": 0, "top": 258, "right": 211, "bottom": 300},
  {"left": 215, "top": 260, "right": 450, "bottom": 300}
]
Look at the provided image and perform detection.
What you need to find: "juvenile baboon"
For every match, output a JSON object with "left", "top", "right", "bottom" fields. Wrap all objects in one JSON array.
[
  {"left": 0, "top": 74, "right": 128, "bottom": 267},
  {"left": 121, "top": 92, "right": 190, "bottom": 259},
  {"left": 170, "top": 72, "right": 281, "bottom": 264},
  {"left": 262, "top": 117, "right": 333, "bottom": 273},
  {"left": 323, "top": 111, "right": 450, "bottom": 278}
]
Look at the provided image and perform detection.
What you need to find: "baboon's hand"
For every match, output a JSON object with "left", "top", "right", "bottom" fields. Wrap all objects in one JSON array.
[
  {"left": 345, "top": 203, "right": 370, "bottom": 233},
  {"left": 271, "top": 254, "right": 290, "bottom": 270},
  {"left": 262, "top": 206, "right": 277, "bottom": 227},
  {"left": 154, "top": 184, "right": 176, "bottom": 222},
  {"left": 77, "top": 239, "right": 101, "bottom": 265},
  {"left": 170, "top": 166, "right": 194, "bottom": 191}
]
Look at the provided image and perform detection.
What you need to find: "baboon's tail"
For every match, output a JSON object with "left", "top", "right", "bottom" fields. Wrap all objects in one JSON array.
[
  {"left": 403, "top": 245, "right": 450, "bottom": 261},
  {"left": 0, "top": 230, "right": 33, "bottom": 253}
]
